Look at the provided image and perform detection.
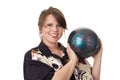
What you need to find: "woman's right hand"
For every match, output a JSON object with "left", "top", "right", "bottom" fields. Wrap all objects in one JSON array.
[
  {"left": 66, "top": 43, "right": 79, "bottom": 65},
  {"left": 52, "top": 44, "right": 79, "bottom": 80}
]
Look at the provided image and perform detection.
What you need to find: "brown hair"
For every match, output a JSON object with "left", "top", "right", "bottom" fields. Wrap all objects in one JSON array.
[{"left": 38, "top": 7, "right": 67, "bottom": 30}]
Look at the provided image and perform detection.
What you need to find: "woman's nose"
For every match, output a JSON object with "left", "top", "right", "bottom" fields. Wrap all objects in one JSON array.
[{"left": 52, "top": 26, "right": 58, "bottom": 31}]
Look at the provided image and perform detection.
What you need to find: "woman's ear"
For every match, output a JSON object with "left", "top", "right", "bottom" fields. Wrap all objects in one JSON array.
[
  {"left": 38, "top": 25, "right": 42, "bottom": 33},
  {"left": 63, "top": 29, "right": 65, "bottom": 33},
  {"left": 39, "top": 27, "right": 43, "bottom": 39}
]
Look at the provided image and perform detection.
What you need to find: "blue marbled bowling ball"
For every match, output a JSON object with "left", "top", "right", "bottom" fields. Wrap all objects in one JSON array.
[{"left": 68, "top": 28, "right": 100, "bottom": 59}]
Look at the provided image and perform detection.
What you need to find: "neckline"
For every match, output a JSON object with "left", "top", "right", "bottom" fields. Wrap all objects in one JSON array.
[{"left": 37, "top": 41, "right": 66, "bottom": 59}]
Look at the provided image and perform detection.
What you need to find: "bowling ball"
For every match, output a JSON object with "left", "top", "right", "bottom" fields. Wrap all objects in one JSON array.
[{"left": 68, "top": 28, "right": 100, "bottom": 59}]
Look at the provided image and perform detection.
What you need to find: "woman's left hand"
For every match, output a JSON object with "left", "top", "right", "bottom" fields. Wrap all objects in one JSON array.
[
  {"left": 92, "top": 39, "right": 103, "bottom": 80},
  {"left": 93, "top": 39, "right": 103, "bottom": 60}
]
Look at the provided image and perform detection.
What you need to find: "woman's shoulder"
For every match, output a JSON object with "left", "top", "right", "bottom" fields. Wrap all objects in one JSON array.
[{"left": 24, "top": 46, "right": 39, "bottom": 60}]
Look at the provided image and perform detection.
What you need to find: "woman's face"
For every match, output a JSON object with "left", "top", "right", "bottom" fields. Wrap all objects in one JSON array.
[{"left": 40, "top": 14, "right": 64, "bottom": 44}]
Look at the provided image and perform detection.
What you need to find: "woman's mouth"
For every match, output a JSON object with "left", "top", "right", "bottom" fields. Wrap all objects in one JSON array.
[{"left": 50, "top": 33, "right": 59, "bottom": 38}]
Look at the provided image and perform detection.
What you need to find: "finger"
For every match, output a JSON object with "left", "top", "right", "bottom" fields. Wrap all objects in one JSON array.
[
  {"left": 67, "top": 43, "right": 73, "bottom": 53},
  {"left": 67, "top": 43, "right": 70, "bottom": 53},
  {"left": 98, "top": 39, "right": 103, "bottom": 51}
]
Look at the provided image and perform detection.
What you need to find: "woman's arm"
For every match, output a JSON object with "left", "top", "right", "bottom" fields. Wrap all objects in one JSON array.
[
  {"left": 92, "top": 40, "right": 103, "bottom": 80},
  {"left": 52, "top": 44, "right": 79, "bottom": 80}
]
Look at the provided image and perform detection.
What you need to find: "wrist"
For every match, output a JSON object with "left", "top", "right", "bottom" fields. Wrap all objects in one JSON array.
[
  {"left": 93, "top": 57, "right": 102, "bottom": 65},
  {"left": 69, "top": 59, "right": 78, "bottom": 66}
]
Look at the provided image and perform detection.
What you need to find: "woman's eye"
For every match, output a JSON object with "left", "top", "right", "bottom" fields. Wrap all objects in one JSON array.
[
  {"left": 47, "top": 24, "right": 53, "bottom": 27},
  {"left": 57, "top": 24, "right": 62, "bottom": 27}
]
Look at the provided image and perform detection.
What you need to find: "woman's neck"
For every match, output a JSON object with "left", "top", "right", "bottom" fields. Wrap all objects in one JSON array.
[
  {"left": 42, "top": 40, "right": 59, "bottom": 50},
  {"left": 42, "top": 40, "right": 63, "bottom": 57}
]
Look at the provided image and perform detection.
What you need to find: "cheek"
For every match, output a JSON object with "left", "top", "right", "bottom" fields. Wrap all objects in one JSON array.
[
  {"left": 40, "top": 28, "right": 46, "bottom": 34},
  {"left": 59, "top": 29, "right": 64, "bottom": 35}
]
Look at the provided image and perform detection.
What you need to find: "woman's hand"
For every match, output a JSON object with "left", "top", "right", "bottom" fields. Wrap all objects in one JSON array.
[
  {"left": 52, "top": 43, "right": 79, "bottom": 80},
  {"left": 92, "top": 39, "right": 103, "bottom": 80},
  {"left": 66, "top": 43, "right": 79, "bottom": 65},
  {"left": 93, "top": 39, "right": 103, "bottom": 60}
]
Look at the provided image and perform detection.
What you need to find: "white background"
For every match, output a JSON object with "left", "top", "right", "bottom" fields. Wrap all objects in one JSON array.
[{"left": 0, "top": 0, "right": 120, "bottom": 80}]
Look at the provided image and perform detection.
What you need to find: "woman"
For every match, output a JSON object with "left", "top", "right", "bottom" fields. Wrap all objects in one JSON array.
[{"left": 23, "top": 7, "right": 103, "bottom": 80}]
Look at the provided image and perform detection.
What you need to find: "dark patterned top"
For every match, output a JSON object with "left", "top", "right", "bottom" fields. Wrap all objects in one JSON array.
[
  {"left": 23, "top": 41, "right": 75, "bottom": 80},
  {"left": 23, "top": 41, "right": 93, "bottom": 80}
]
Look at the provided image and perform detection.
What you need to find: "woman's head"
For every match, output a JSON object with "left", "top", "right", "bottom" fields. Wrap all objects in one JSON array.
[
  {"left": 38, "top": 7, "right": 67, "bottom": 30},
  {"left": 38, "top": 7, "right": 67, "bottom": 43}
]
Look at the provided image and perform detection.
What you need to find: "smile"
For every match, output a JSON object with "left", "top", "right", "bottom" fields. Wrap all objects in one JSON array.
[{"left": 50, "top": 33, "right": 59, "bottom": 37}]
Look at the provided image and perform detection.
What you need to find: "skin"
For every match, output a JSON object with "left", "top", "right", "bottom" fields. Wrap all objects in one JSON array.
[
  {"left": 40, "top": 14, "right": 102, "bottom": 80},
  {"left": 40, "top": 14, "right": 65, "bottom": 57},
  {"left": 92, "top": 41, "right": 103, "bottom": 80}
]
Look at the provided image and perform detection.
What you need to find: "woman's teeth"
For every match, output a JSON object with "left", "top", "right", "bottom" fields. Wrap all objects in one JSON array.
[{"left": 51, "top": 33, "right": 58, "bottom": 37}]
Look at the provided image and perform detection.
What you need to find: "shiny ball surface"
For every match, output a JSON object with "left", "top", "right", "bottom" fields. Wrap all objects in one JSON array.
[{"left": 68, "top": 28, "right": 100, "bottom": 59}]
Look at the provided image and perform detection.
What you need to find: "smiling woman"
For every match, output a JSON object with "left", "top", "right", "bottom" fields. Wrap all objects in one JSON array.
[
  {"left": 23, "top": 6, "right": 102, "bottom": 80},
  {"left": 40, "top": 14, "right": 64, "bottom": 43}
]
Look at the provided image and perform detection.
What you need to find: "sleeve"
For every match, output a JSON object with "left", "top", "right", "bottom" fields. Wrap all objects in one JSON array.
[{"left": 23, "top": 50, "right": 55, "bottom": 80}]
